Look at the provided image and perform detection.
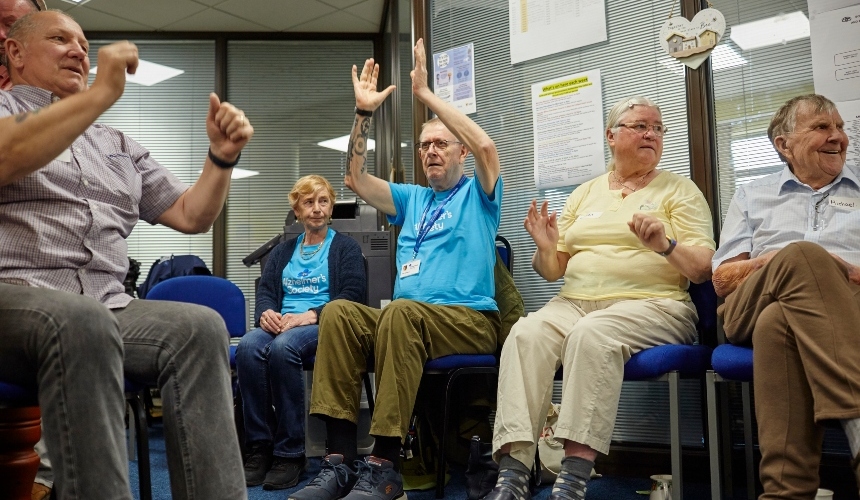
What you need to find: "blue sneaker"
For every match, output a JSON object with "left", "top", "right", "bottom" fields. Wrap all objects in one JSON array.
[
  {"left": 289, "top": 454, "right": 357, "bottom": 500},
  {"left": 343, "top": 456, "right": 405, "bottom": 500}
]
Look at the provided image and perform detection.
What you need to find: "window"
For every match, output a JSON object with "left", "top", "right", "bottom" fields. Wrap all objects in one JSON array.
[{"left": 90, "top": 40, "right": 216, "bottom": 283}]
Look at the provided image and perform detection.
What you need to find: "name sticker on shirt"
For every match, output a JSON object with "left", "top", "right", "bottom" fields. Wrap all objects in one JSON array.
[
  {"left": 400, "top": 259, "right": 421, "bottom": 278},
  {"left": 575, "top": 212, "right": 603, "bottom": 221},
  {"left": 829, "top": 197, "right": 860, "bottom": 210},
  {"left": 54, "top": 149, "right": 71, "bottom": 163}
]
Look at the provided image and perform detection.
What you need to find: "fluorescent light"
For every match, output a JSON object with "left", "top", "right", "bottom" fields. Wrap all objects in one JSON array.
[
  {"left": 710, "top": 44, "right": 747, "bottom": 71},
  {"left": 730, "top": 11, "right": 809, "bottom": 51},
  {"left": 91, "top": 59, "right": 184, "bottom": 87},
  {"left": 316, "top": 135, "right": 409, "bottom": 153},
  {"left": 59, "top": 0, "right": 92, "bottom": 4},
  {"left": 198, "top": 167, "right": 260, "bottom": 180},
  {"left": 317, "top": 135, "right": 376, "bottom": 153}
]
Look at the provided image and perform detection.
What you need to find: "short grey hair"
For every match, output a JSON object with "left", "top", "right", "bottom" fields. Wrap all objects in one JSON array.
[
  {"left": 767, "top": 94, "right": 837, "bottom": 164},
  {"left": 605, "top": 96, "right": 662, "bottom": 171},
  {"left": 3, "top": 10, "right": 72, "bottom": 68}
]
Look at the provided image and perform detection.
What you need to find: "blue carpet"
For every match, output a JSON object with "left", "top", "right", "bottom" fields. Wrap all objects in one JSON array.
[{"left": 128, "top": 424, "right": 712, "bottom": 499}]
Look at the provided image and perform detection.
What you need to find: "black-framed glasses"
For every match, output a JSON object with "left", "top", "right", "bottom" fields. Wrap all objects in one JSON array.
[
  {"left": 616, "top": 122, "right": 667, "bottom": 137},
  {"left": 414, "top": 139, "right": 462, "bottom": 153},
  {"left": 29, "top": 0, "right": 44, "bottom": 11}
]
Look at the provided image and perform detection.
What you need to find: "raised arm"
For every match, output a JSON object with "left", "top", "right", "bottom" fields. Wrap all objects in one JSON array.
[
  {"left": 525, "top": 200, "right": 570, "bottom": 281},
  {"left": 0, "top": 41, "right": 137, "bottom": 186},
  {"left": 155, "top": 93, "right": 253, "bottom": 233},
  {"left": 411, "top": 39, "right": 500, "bottom": 195},
  {"left": 341, "top": 59, "right": 397, "bottom": 215}
]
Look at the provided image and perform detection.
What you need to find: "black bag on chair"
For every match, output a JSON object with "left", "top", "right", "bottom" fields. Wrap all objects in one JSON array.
[{"left": 465, "top": 435, "right": 498, "bottom": 500}]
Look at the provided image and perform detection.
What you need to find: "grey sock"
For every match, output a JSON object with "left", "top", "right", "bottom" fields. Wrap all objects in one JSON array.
[
  {"left": 493, "top": 454, "right": 530, "bottom": 496},
  {"left": 550, "top": 456, "right": 593, "bottom": 499}
]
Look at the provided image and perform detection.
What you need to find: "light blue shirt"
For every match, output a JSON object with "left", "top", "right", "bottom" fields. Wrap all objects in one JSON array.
[
  {"left": 387, "top": 175, "right": 502, "bottom": 311},
  {"left": 713, "top": 164, "right": 860, "bottom": 271},
  {"left": 281, "top": 228, "right": 333, "bottom": 314}
]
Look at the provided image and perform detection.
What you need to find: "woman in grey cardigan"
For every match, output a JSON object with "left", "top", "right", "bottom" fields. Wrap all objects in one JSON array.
[{"left": 236, "top": 175, "right": 366, "bottom": 490}]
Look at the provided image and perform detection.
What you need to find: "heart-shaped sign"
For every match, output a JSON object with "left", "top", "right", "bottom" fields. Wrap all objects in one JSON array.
[{"left": 658, "top": 8, "right": 726, "bottom": 70}]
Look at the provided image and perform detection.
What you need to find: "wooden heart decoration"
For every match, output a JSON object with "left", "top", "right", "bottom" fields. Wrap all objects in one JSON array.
[{"left": 658, "top": 8, "right": 726, "bottom": 70}]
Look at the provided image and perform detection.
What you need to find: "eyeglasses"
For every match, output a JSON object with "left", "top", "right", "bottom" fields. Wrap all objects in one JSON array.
[
  {"left": 415, "top": 139, "right": 462, "bottom": 153},
  {"left": 29, "top": 0, "right": 44, "bottom": 11},
  {"left": 616, "top": 122, "right": 667, "bottom": 137}
]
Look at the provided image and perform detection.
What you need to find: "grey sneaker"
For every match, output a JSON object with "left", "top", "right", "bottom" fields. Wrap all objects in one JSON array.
[
  {"left": 289, "top": 454, "right": 357, "bottom": 500},
  {"left": 343, "top": 456, "right": 404, "bottom": 500}
]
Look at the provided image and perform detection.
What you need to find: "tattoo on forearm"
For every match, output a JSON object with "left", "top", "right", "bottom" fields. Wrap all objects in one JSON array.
[
  {"left": 347, "top": 116, "right": 371, "bottom": 176},
  {"left": 14, "top": 109, "right": 40, "bottom": 123}
]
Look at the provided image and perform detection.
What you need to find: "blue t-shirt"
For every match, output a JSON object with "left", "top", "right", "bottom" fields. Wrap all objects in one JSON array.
[
  {"left": 387, "top": 175, "right": 502, "bottom": 311},
  {"left": 281, "top": 228, "right": 334, "bottom": 314}
]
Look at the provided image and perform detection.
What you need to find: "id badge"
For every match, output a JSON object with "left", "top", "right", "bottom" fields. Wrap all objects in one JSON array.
[{"left": 400, "top": 259, "right": 420, "bottom": 278}]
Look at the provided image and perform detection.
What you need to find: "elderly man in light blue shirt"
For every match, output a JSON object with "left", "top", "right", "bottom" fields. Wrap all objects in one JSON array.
[{"left": 712, "top": 94, "right": 860, "bottom": 499}]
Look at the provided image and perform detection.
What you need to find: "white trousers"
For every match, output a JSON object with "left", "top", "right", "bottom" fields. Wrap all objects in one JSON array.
[{"left": 492, "top": 296, "right": 698, "bottom": 467}]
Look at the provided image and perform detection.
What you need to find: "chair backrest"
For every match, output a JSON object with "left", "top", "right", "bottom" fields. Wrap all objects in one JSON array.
[
  {"left": 689, "top": 280, "right": 719, "bottom": 345},
  {"left": 495, "top": 235, "right": 513, "bottom": 273},
  {"left": 145, "top": 275, "right": 246, "bottom": 337}
]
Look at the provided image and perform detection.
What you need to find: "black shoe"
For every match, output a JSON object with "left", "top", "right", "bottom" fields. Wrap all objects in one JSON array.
[
  {"left": 243, "top": 443, "right": 274, "bottom": 487},
  {"left": 263, "top": 456, "right": 307, "bottom": 490},
  {"left": 483, "top": 467, "right": 532, "bottom": 500},
  {"left": 289, "top": 454, "right": 358, "bottom": 500}
]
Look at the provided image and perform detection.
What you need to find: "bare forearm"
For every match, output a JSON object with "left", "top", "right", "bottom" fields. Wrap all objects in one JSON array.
[
  {"left": 344, "top": 113, "right": 395, "bottom": 214},
  {"left": 0, "top": 87, "right": 116, "bottom": 186},
  {"left": 532, "top": 248, "right": 566, "bottom": 282},
  {"left": 713, "top": 253, "right": 771, "bottom": 297},
  {"left": 665, "top": 245, "right": 714, "bottom": 284}
]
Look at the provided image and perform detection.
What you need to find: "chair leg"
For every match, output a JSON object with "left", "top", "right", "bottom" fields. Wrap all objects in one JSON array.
[
  {"left": 705, "top": 371, "right": 722, "bottom": 500},
  {"left": 669, "top": 372, "right": 682, "bottom": 500},
  {"left": 363, "top": 373, "right": 375, "bottom": 416},
  {"left": 0, "top": 406, "right": 40, "bottom": 500},
  {"left": 742, "top": 382, "right": 755, "bottom": 500},
  {"left": 435, "top": 372, "right": 456, "bottom": 499},
  {"left": 129, "top": 392, "right": 152, "bottom": 500}
]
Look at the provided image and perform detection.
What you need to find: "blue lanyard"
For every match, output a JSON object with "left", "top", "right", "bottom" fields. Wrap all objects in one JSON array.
[{"left": 413, "top": 175, "right": 467, "bottom": 258}]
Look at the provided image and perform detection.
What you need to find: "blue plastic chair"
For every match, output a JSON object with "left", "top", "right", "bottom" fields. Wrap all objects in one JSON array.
[
  {"left": 424, "top": 235, "right": 513, "bottom": 498},
  {"left": 706, "top": 343, "right": 755, "bottom": 500},
  {"left": 145, "top": 275, "right": 247, "bottom": 368},
  {"left": 621, "top": 280, "right": 717, "bottom": 500}
]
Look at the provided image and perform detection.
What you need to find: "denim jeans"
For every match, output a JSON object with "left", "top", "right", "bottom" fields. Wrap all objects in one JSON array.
[
  {"left": 0, "top": 284, "right": 130, "bottom": 500},
  {"left": 236, "top": 325, "right": 318, "bottom": 457},
  {"left": 0, "top": 287, "right": 246, "bottom": 500},
  {"left": 116, "top": 299, "right": 246, "bottom": 500}
]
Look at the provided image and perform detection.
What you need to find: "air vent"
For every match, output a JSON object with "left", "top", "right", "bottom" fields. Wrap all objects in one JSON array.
[{"left": 370, "top": 238, "right": 388, "bottom": 251}]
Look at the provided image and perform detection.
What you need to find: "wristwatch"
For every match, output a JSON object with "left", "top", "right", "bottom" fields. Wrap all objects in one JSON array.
[{"left": 658, "top": 237, "right": 677, "bottom": 257}]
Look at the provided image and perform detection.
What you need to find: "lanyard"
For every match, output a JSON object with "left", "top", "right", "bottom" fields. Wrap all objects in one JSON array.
[{"left": 413, "top": 175, "right": 467, "bottom": 258}]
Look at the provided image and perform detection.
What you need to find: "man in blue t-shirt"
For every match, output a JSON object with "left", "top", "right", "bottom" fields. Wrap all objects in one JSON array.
[{"left": 290, "top": 39, "right": 502, "bottom": 500}]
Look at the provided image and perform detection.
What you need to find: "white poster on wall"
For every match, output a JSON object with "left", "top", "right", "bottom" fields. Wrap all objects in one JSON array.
[
  {"left": 509, "top": 0, "right": 607, "bottom": 64},
  {"left": 839, "top": 99, "right": 860, "bottom": 166},
  {"left": 531, "top": 69, "right": 604, "bottom": 189},
  {"left": 433, "top": 43, "right": 477, "bottom": 114},
  {"left": 809, "top": 2, "right": 860, "bottom": 103}
]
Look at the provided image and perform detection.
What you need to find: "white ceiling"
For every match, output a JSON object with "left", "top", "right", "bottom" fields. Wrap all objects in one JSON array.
[{"left": 49, "top": 0, "right": 387, "bottom": 33}]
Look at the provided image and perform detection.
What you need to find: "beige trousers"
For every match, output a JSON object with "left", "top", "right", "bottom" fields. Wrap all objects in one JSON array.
[{"left": 493, "top": 296, "right": 698, "bottom": 467}]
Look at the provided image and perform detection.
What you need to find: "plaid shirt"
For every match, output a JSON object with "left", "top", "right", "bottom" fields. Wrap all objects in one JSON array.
[{"left": 0, "top": 86, "right": 188, "bottom": 308}]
